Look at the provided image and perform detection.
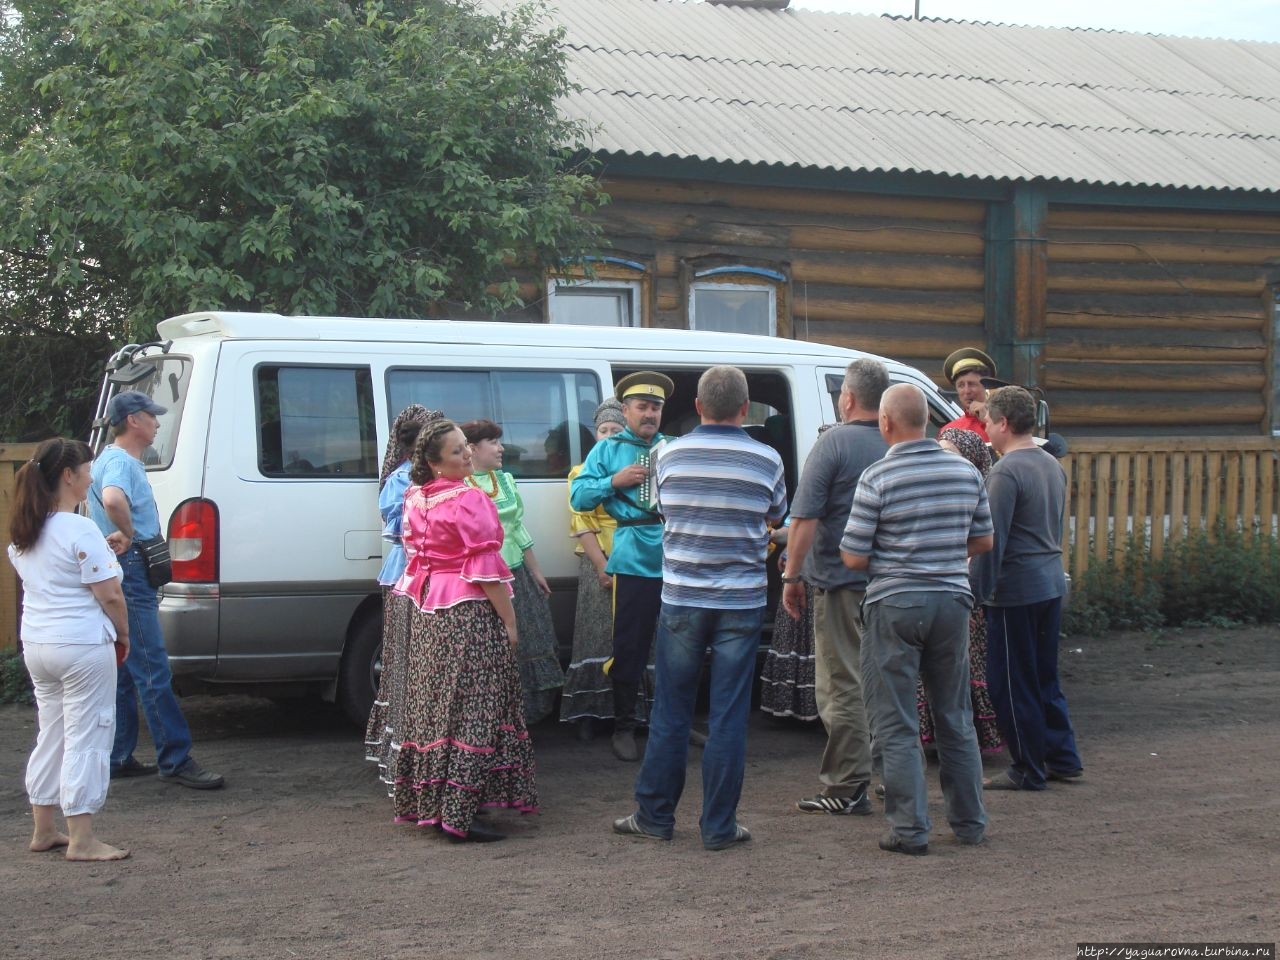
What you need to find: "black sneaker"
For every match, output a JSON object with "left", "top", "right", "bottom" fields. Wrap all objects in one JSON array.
[
  {"left": 879, "top": 832, "right": 928, "bottom": 856},
  {"left": 111, "top": 758, "right": 158, "bottom": 780},
  {"left": 446, "top": 821, "right": 506, "bottom": 844},
  {"left": 796, "top": 789, "right": 872, "bottom": 816}
]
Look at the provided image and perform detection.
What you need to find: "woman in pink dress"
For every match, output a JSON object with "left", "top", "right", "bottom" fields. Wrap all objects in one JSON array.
[{"left": 389, "top": 419, "right": 539, "bottom": 843}]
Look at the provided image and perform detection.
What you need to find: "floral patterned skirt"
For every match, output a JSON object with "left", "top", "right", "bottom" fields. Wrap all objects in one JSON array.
[
  {"left": 510, "top": 562, "right": 565, "bottom": 725},
  {"left": 759, "top": 583, "right": 819, "bottom": 721},
  {"left": 917, "top": 607, "right": 1004, "bottom": 754},
  {"left": 391, "top": 598, "right": 539, "bottom": 837}
]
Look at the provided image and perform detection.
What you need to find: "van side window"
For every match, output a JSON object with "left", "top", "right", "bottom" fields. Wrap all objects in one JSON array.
[
  {"left": 256, "top": 365, "right": 378, "bottom": 478},
  {"left": 824, "top": 372, "right": 950, "bottom": 438},
  {"left": 387, "top": 368, "right": 602, "bottom": 479}
]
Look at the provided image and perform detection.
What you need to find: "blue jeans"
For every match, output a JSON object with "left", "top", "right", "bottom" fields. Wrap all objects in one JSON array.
[
  {"left": 862, "top": 592, "right": 987, "bottom": 846},
  {"left": 633, "top": 603, "right": 763, "bottom": 847},
  {"left": 113, "top": 549, "right": 194, "bottom": 775}
]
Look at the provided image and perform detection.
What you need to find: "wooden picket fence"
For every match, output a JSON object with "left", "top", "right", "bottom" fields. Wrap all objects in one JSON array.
[
  {"left": 4, "top": 438, "right": 1280, "bottom": 651},
  {"left": 1, "top": 443, "right": 38, "bottom": 653},
  {"left": 1060, "top": 438, "right": 1280, "bottom": 577}
]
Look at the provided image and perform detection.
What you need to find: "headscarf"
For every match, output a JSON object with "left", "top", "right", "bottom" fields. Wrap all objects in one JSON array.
[
  {"left": 593, "top": 397, "right": 626, "bottom": 429},
  {"left": 380, "top": 404, "right": 443, "bottom": 488},
  {"left": 939, "top": 427, "right": 991, "bottom": 479}
]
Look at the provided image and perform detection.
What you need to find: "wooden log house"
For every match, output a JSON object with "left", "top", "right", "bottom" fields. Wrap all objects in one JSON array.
[{"left": 484, "top": 0, "right": 1280, "bottom": 439}]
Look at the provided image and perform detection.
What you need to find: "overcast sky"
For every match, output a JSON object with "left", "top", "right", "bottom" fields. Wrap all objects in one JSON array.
[{"left": 786, "top": 0, "right": 1280, "bottom": 43}]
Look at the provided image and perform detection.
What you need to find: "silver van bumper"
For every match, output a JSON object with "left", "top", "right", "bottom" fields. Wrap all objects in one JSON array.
[{"left": 157, "top": 583, "right": 220, "bottom": 676}]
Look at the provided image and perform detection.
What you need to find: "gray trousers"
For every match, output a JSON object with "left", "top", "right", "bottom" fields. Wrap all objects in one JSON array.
[
  {"left": 862, "top": 591, "right": 987, "bottom": 845},
  {"left": 813, "top": 588, "right": 873, "bottom": 797}
]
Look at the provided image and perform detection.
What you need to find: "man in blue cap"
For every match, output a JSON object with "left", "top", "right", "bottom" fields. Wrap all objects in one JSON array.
[{"left": 90, "top": 390, "right": 224, "bottom": 789}]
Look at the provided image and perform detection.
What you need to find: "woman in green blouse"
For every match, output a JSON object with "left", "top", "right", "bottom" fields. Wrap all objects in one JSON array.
[{"left": 461, "top": 420, "right": 564, "bottom": 724}]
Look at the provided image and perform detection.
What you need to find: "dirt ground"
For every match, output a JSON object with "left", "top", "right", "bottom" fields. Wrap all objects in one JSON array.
[{"left": 2, "top": 624, "right": 1277, "bottom": 960}]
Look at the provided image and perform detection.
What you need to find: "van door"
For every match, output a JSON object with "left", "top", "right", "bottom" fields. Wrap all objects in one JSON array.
[
  {"left": 611, "top": 364, "right": 800, "bottom": 493},
  {"left": 215, "top": 352, "right": 381, "bottom": 682},
  {"left": 610, "top": 362, "right": 799, "bottom": 623}
]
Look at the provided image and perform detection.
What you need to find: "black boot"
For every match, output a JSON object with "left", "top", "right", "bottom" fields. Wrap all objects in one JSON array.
[{"left": 611, "top": 682, "right": 640, "bottom": 762}]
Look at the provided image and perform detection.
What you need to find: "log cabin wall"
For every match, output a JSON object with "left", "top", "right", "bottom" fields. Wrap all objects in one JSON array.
[
  {"left": 496, "top": 170, "right": 1280, "bottom": 442},
  {"left": 593, "top": 177, "right": 988, "bottom": 379},
  {"left": 1042, "top": 205, "right": 1280, "bottom": 437}
]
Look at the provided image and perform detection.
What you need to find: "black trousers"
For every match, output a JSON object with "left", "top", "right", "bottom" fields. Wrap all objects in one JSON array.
[{"left": 610, "top": 573, "right": 663, "bottom": 684}]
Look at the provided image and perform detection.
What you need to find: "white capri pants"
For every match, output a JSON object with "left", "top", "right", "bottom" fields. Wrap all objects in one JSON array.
[{"left": 24, "top": 642, "right": 116, "bottom": 816}]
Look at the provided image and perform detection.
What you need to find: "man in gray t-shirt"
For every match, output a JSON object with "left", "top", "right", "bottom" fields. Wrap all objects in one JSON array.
[
  {"left": 975, "top": 387, "right": 1083, "bottom": 792},
  {"left": 780, "top": 359, "right": 889, "bottom": 815}
]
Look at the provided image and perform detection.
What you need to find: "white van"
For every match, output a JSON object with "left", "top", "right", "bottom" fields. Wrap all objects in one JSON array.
[{"left": 95, "top": 312, "right": 962, "bottom": 723}]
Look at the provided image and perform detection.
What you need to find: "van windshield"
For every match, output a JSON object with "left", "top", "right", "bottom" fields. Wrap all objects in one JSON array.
[{"left": 120, "top": 356, "right": 192, "bottom": 469}]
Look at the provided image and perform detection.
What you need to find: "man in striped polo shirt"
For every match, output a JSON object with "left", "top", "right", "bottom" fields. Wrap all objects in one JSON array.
[
  {"left": 840, "top": 383, "right": 993, "bottom": 856},
  {"left": 613, "top": 365, "right": 787, "bottom": 852}
]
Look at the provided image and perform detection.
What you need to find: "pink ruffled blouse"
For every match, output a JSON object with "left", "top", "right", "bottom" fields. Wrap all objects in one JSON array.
[{"left": 392, "top": 478, "right": 514, "bottom": 612}]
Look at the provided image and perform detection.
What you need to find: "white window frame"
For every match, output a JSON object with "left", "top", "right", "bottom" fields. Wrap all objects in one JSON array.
[
  {"left": 689, "top": 280, "right": 778, "bottom": 337},
  {"left": 547, "top": 278, "right": 642, "bottom": 327}
]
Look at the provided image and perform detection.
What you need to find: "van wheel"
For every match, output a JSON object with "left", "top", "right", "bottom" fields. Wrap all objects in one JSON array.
[{"left": 337, "top": 611, "right": 382, "bottom": 727}]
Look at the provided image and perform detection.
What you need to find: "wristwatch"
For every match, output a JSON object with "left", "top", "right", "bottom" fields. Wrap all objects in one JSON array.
[{"left": 780, "top": 575, "right": 802, "bottom": 584}]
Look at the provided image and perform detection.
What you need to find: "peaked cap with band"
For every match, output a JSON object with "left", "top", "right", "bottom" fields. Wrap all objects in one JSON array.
[
  {"left": 614, "top": 371, "right": 675, "bottom": 404},
  {"left": 942, "top": 347, "right": 997, "bottom": 385}
]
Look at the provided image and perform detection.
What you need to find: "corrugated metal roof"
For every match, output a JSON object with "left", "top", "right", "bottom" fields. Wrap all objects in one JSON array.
[{"left": 528, "top": 0, "right": 1280, "bottom": 193}]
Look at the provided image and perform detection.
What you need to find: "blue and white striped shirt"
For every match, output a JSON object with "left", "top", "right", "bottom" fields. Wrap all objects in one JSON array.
[
  {"left": 655, "top": 425, "right": 788, "bottom": 609},
  {"left": 841, "top": 438, "right": 993, "bottom": 604}
]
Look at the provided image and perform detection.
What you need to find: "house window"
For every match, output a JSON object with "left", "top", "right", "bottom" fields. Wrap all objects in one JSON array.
[
  {"left": 547, "top": 257, "right": 649, "bottom": 327},
  {"left": 690, "top": 282, "right": 776, "bottom": 337},
  {"left": 688, "top": 265, "right": 786, "bottom": 337},
  {"left": 548, "top": 278, "right": 641, "bottom": 327}
]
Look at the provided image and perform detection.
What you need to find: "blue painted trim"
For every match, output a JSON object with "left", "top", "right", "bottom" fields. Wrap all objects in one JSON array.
[
  {"left": 694, "top": 265, "right": 787, "bottom": 282},
  {"left": 558, "top": 255, "right": 647, "bottom": 272}
]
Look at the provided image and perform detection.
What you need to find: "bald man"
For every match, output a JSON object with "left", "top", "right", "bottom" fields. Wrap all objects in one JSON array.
[{"left": 840, "top": 384, "right": 993, "bottom": 856}]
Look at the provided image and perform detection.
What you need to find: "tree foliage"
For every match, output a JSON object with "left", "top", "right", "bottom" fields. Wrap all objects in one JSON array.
[{"left": 0, "top": 0, "right": 603, "bottom": 350}]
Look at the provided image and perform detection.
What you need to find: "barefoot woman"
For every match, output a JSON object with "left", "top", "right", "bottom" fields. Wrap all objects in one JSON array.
[{"left": 7, "top": 438, "right": 131, "bottom": 861}]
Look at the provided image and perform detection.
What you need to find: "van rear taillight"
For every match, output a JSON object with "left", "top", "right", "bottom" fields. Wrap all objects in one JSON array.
[{"left": 168, "top": 498, "right": 219, "bottom": 583}]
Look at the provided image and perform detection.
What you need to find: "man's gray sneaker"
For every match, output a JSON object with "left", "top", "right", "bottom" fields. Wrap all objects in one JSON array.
[
  {"left": 796, "top": 789, "right": 872, "bottom": 816},
  {"left": 158, "top": 758, "right": 225, "bottom": 790}
]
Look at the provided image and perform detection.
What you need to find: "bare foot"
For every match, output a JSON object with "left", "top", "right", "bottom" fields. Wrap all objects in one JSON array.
[
  {"left": 30, "top": 831, "right": 70, "bottom": 852},
  {"left": 65, "top": 839, "right": 130, "bottom": 862}
]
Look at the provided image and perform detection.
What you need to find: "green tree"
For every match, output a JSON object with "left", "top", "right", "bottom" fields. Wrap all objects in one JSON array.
[{"left": 0, "top": 0, "right": 602, "bottom": 350}]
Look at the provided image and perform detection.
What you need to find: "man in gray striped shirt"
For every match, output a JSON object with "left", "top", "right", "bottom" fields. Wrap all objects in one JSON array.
[
  {"left": 613, "top": 365, "right": 787, "bottom": 852},
  {"left": 840, "top": 384, "right": 993, "bottom": 856}
]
